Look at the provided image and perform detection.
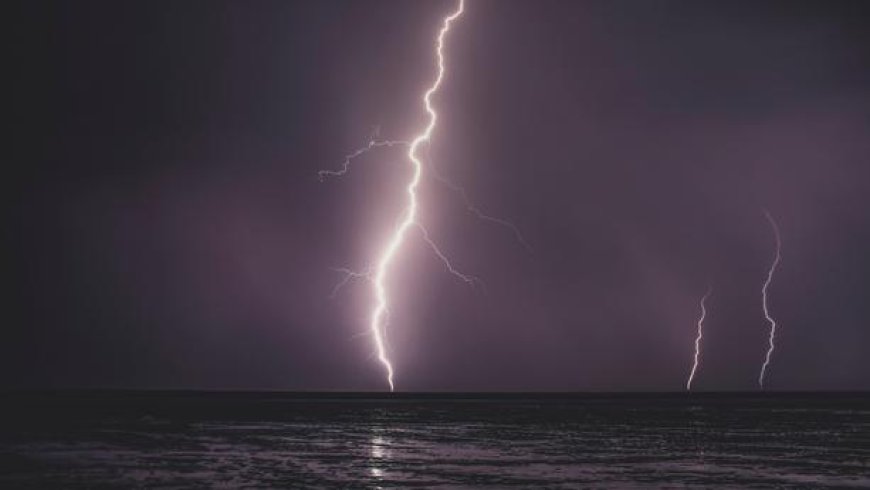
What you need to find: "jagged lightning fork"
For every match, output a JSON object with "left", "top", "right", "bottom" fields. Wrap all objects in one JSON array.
[
  {"left": 318, "top": 138, "right": 409, "bottom": 182},
  {"left": 416, "top": 223, "right": 483, "bottom": 290},
  {"left": 758, "top": 209, "right": 782, "bottom": 389},
  {"left": 321, "top": 133, "right": 530, "bottom": 254},
  {"left": 686, "top": 284, "right": 712, "bottom": 391},
  {"left": 365, "top": 0, "right": 467, "bottom": 391},
  {"left": 329, "top": 266, "right": 372, "bottom": 299},
  {"left": 429, "top": 164, "right": 533, "bottom": 253}
]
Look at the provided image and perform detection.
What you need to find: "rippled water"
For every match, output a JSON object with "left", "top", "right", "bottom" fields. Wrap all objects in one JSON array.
[{"left": 1, "top": 393, "right": 868, "bottom": 488}]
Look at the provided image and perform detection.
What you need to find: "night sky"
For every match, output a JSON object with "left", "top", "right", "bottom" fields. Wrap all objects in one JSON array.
[{"left": 7, "top": 0, "right": 870, "bottom": 391}]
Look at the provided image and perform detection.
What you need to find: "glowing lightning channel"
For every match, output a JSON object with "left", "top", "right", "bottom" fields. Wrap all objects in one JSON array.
[
  {"left": 319, "top": 135, "right": 530, "bottom": 254},
  {"left": 686, "top": 284, "right": 712, "bottom": 391},
  {"left": 758, "top": 209, "right": 782, "bottom": 389},
  {"left": 368, "top": 0, "right": 466, "bottom": 391}
]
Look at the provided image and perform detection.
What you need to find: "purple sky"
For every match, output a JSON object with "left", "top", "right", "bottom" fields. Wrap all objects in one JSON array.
[{"left": 7, "top": 0, "right": 870, "bottom": 391}]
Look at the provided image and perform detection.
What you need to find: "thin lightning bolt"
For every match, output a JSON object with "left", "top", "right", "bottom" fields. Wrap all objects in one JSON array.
[
  {"left": 368, "top": 0, "right": 467, "bottom": 391},
  {"left": 317, "top": 138, "right": 409, "bottom": 182},
  {"left": 686, "top": 284, "right": 712, "bottom": 391},
  {"left": 758, "top": 209, "right": 782, "bottom": 389},
  {"left": 321, "top": 0, "right": 466, "bottom": 392},
  {"left": 329, "top": 266, "right": 372, "bottom": 299},
  {"left": 416, "top": 223, "right": 482, "bottom": 289},
  {"left": 429, "top": 164, "right": 533, "bottom": 253}
]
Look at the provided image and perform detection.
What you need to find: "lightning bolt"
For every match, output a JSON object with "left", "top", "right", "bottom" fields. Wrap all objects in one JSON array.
[
  {"left": 323, "top": 0, "right": 468, "bottom": 391},
  {"left": 322, "top": 135, "right": 531, "bottom": 254},
  {"left": 686, "top": 284, "right": 712, "bottom": 391},
  {"left": 758, "top": 209, "right": 782, "bottom": 389},
  {"left": 370, "top": 0, "right": 467, "bottom": 391}
]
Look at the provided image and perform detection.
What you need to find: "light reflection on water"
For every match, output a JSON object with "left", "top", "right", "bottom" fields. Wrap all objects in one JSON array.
[
  {"left": 1, "top": 397, "right": 869, "bottom": 488},
  {"left": 369, "top": 433, "right": 390, "bottom": 481}
]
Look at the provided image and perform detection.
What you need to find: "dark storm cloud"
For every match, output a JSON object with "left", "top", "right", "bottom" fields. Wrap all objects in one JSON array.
[{"left": 6, "top": 0, "right": 870, "bottom": 390}]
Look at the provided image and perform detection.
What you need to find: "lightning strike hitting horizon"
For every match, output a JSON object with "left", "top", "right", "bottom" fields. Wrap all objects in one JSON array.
[
  {"left": 686, "top": 284, "right": 712, "bottom": 391},
  {"left": 323, "top": 0, "right": 468, "bottom": 391},
  {"left": 758, "top": 209, "right": 782, "bottom": 389},
  {"left": 370, "top": 0, "right": 466, "bottom": 391}
]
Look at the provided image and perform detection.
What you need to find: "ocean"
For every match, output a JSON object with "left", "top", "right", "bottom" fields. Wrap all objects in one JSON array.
[{"left": 1, "top": 392, "right": 868, "bottom": 488}]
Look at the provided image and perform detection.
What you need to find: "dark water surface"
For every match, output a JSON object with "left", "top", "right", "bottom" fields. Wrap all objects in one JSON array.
[{"left": 1, "top": 392, "right": 868, "bottom": 488}]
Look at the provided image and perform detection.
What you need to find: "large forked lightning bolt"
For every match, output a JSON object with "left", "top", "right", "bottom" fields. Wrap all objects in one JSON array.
[
  {"left": 368, "top": 0, "right": 466, "bottom": 391},
  {"left": 686, "top": 284, "right": 712, "bottom": 391},
  {"left": 758, "top": 209, "right": 782, "bottom": 389}
]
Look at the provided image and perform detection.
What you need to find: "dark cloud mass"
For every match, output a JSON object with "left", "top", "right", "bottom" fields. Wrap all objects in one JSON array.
[{"left": 6, "top": 0, "right": 870, "bottom": 390}]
